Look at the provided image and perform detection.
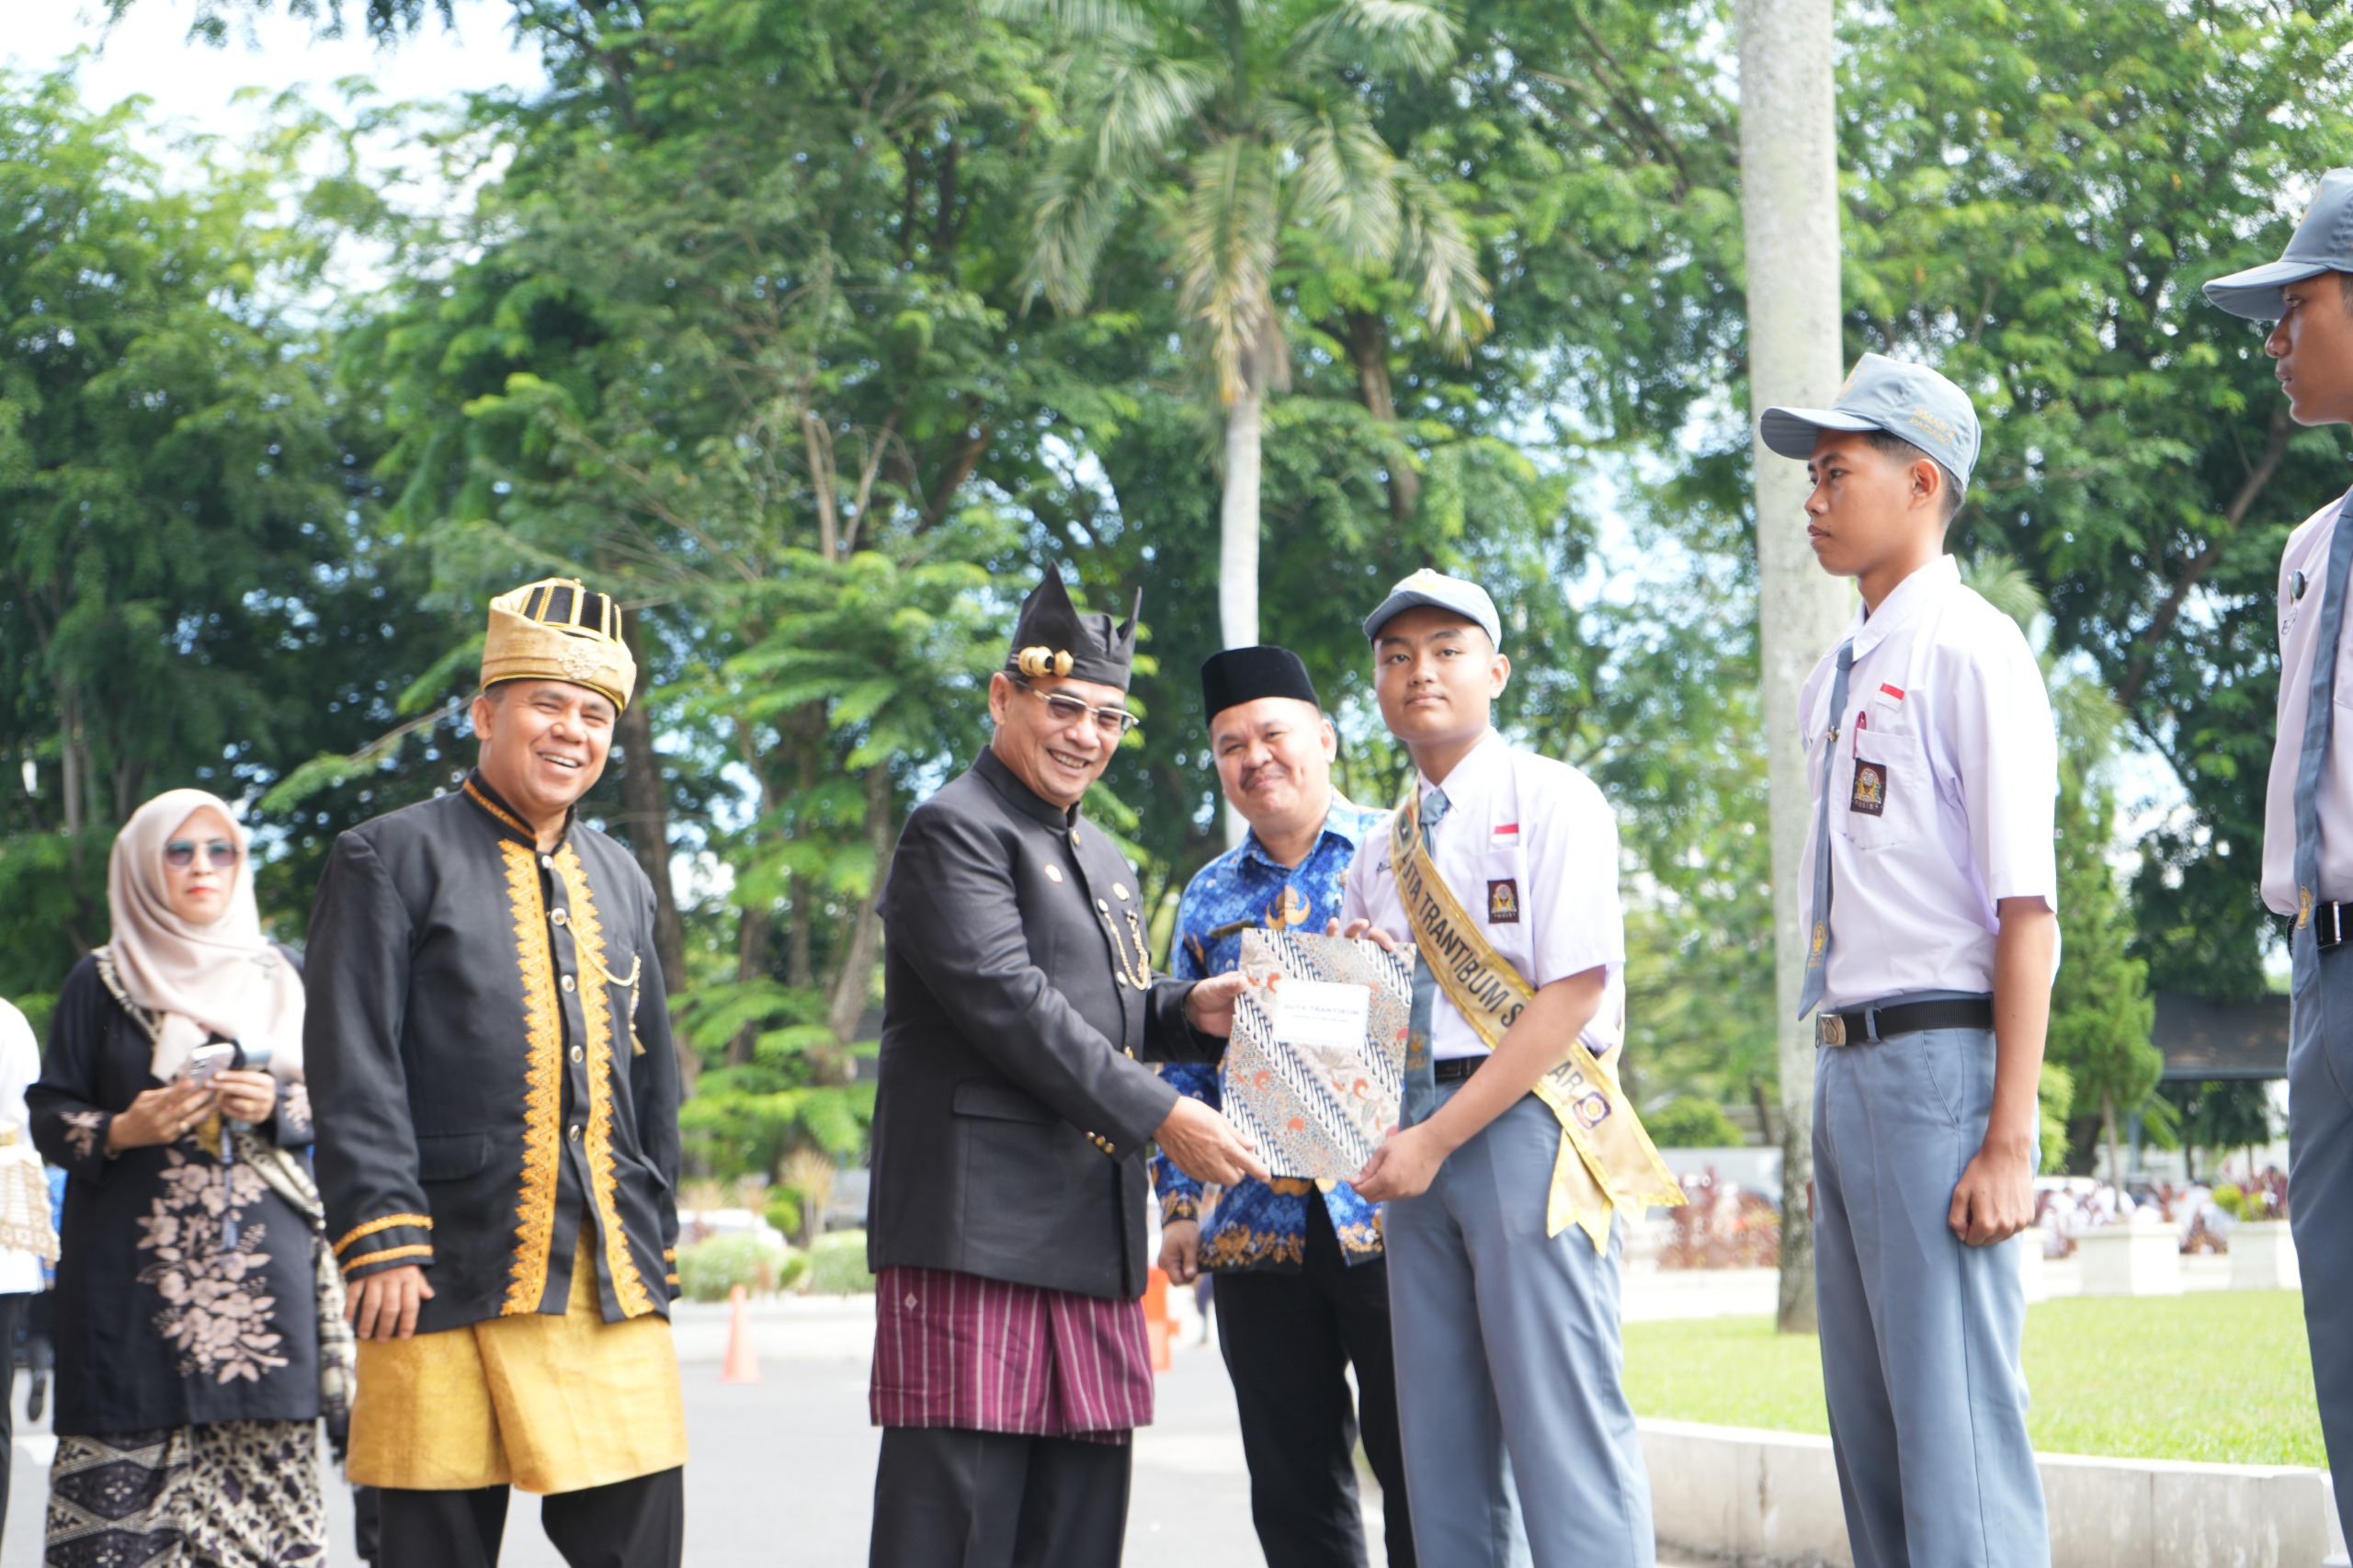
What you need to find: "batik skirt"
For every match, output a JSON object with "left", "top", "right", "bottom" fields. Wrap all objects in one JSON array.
[{"left": 45, "top": 1420, "right": 327, "bottom": 1567}]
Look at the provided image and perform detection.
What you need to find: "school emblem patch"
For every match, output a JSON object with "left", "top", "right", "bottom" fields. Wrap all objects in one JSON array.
[
  {"left": 1849, "top": 759, "right": 1887, "bottom": 817},
  {"left": 1486, "top": 879, "right": 1520, "bottom": 924},
  {"left": 1266, "top": 885, "right": 1311, "bottom": 930},
  {"left": 1573, "top": 1091, "right": 1611, "bottom": 1130}
]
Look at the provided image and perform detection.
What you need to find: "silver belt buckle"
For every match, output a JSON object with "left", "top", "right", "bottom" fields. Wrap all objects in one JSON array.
[{"left": 1817, "top": 1013, "right": 1847, "bottom": 1047}]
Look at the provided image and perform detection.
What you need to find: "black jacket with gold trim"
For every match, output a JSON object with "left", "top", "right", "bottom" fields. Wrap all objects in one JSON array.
[
  {"left": 304, "top": 773, "right": 682, "bottom": 1334},
  {"left": 867, "top": 747, "right": 1224, "bottom": 1301}
]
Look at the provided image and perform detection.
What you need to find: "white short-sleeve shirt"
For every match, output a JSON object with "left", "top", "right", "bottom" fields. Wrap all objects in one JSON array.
[
  {"left": 2261, "top": 491, "right": 2353, "bottom": 916},
  {"left": 1340, "top": 730, "right": 1627, "bottom": 1061},
  {"left": 1797, "top": 555, "right": 2060, "bottom": 1011}
]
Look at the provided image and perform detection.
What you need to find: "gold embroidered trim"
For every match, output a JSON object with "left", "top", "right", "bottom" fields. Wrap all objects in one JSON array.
[
  {"left": 463, "top": 778, "right": 534, "bottom": 840},
  {"left": 342, "top": 1244, "right": 434, "bottom": 1273},
  {"left": 335, "top": 1213, "right": 434, "bottom": 1256},
  {"left": 556, "top": 846, "right": 654, "bottom": 1319},
  {"left": 499, "top": 840, "right": 564, "bottom": 1315},
  {"left": 665, "top": 1272, "right": 680, "bottom": 1286},
  {"left": 662, "top": 1247, "right": 676, "bottom": 1262}
]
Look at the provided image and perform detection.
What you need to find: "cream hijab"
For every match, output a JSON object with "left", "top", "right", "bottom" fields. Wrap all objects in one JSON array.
[{"left": 106, "top": 790, "right": 304, "bottom": 1083}]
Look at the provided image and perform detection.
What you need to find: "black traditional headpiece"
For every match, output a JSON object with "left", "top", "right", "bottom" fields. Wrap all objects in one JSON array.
[
  {"left": 1199, "top": 645, "right": 1320, "bottom": 722},
  {"left": 1006, "top": 568, "right": 1142, "bottom": 693}
]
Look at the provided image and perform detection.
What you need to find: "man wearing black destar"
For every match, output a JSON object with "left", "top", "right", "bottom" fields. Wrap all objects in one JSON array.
[{"left": 866, "top": 568, "right": 1266, "bottom": 1568}]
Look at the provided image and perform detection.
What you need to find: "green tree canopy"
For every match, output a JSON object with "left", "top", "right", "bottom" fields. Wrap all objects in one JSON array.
[
  {"left": 1844, "top": 0, "right": 2353, "bottom": 997},
  {"left": 0, "top": 68, "right": 457, "bottom": 1019}
]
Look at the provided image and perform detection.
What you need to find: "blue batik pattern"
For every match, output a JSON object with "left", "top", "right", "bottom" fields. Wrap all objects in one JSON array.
[{"left": 1154, "top": 800, "right": 1395, "bottom": 1272}]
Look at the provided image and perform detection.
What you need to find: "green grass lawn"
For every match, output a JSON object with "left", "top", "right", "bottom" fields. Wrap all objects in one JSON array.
[{"left": 1621, "top": 1290, "right": 2321, "bottom": 1467}]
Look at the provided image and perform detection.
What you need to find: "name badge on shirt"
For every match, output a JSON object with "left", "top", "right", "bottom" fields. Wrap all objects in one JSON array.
[{"left": 1487, "top": 879, "right": 1521, "bottom": 923}]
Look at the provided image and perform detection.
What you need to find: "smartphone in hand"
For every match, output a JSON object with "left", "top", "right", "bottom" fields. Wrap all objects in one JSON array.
[{"left": 183, "top": 1042, "right": 236, "bottom": 1088}]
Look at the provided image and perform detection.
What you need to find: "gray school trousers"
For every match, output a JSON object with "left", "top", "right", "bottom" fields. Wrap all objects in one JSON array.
[
  {"left": 1813, "top": 1014, "right": 2050, "bottom": 1568},
  {"left": 1385, "top": 1085, "right": 1654, "bottom": 1568},
  {"left": 2291, "top": 924, "right": 2353, "bottom": 1534}
]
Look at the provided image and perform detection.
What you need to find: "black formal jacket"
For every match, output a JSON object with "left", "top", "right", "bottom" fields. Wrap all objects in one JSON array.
[
  {"left": 867, "top": 748, "right": 1222, "bottom": 1301},
  {"left": 304, "top": 773, "right": 682, "bottom": 1334}
]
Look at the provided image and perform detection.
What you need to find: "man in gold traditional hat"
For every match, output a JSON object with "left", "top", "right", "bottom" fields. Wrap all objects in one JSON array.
[{"left": 306, "top": 578, "right": 688, "bottom": 1568}]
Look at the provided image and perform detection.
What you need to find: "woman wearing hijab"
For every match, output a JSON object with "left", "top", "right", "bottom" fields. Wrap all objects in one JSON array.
[{"left": 29, "top": 790, "right": 350, "bottom": 1567}]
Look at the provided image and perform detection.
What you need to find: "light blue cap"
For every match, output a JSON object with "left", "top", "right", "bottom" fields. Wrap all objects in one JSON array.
[
  {"left": 1362, "top": 568, "right": 1503, "bottom": 648},
  {"left": 2205, "top": 169, "right": 2353, "bottom": 320},
  {"left": 1758, "top": 352, "right": 1982, "bottom": 490}
]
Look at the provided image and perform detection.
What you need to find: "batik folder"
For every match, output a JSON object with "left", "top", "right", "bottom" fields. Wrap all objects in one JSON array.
[{"left": 1224, "top": 929, "right": 1415, "bottom": 1182}]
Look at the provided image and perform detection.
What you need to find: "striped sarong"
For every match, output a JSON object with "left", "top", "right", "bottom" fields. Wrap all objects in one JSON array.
[{"left": 869, "top": 1267, "right": 1153, "bottom": 1444}]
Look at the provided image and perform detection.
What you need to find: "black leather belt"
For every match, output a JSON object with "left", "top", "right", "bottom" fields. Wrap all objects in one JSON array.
[
  {"left": 1432, "top": 1055, "right": 1485, "bottom": 1085},
  {"left": 2319, "top": 901, "right": 2353, "bottom": 953},
  {"left": 1816, "top": 997, "right": 1994, "bottom": 1046}
]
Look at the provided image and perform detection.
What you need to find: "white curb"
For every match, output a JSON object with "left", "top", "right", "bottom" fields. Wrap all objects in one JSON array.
[{"left": 1642, "top": 1421, "right": 2334, "bottom": 1568}]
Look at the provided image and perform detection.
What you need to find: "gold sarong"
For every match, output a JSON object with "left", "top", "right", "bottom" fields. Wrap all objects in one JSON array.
[
  {"left": 1392, "top": 791, "right": 1685, "bottom": 1250},
  {"left": 348, "top": 1223, "right": 687, "bottom": 1494}
]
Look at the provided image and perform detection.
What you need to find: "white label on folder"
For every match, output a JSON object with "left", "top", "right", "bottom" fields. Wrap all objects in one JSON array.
[{"left": 1274, "top": 981, "right": 1372, "bottom": 1051}]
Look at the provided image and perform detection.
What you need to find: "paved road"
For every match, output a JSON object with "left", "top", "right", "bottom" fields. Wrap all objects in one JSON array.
[
  {"left": 0, "top": 1324, "right": 1353, "bottom": 1567},
  {"left": 0, "top": 1294, "right": 1711, "bottom": 1565}
]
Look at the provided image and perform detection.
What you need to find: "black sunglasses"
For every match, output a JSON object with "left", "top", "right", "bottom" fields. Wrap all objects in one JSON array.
[{"left": 164, "top": 839, "right": 240, "bottom": 870}]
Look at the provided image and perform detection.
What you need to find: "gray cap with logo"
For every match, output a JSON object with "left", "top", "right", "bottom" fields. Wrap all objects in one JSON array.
[
  {"left": 1362, "top": 568, "right": 1503, "bottom": 647},
  {"left": 1757, "top": 352, "right": 1983, "bottom": 490},
  {"left": 2205, "top": 169, "right": 2353, "bottom": 320}
]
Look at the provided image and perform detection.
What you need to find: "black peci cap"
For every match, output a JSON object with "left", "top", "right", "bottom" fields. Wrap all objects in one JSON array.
[{"left": 1200, "top": 645, "right": 1320, "bottom": 722}]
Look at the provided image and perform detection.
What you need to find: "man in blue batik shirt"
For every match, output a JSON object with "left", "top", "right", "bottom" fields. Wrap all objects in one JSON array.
[{"left": 1154, "top": 645, "right": 1414, "bottom": 1568}]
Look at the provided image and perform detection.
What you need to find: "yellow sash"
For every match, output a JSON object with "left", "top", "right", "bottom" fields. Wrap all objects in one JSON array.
[{"left": 1392, "top": 792, "right": 1685, "bottom": 1250}]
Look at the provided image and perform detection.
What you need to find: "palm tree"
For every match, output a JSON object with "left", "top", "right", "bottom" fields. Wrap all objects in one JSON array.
[{"left": 1002, "top": 0, "right": 1489, "bottom": 649}]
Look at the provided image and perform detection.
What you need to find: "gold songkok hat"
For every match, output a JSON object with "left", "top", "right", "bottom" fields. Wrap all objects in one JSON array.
[{"left": 480, "top": 577, "right": 638, "bottom": 712}]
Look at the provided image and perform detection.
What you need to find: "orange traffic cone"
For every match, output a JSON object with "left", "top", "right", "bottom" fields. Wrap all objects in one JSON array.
[
  {"left": 1143, "top": 1267, "right": 1172, "bottom": 1372},
  {"left": 722, "top": 1283, "right": 761, "bottom": 1383}
]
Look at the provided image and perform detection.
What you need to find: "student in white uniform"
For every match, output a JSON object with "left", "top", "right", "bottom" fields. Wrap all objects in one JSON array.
[
  {"left": 1757, "top": 355, "right": 2058, "bottom": 1568},
  {"left": 2201, "top": 167, "right": 2353, "bottom": 1530},
  {"left": 0, "top": 997, "right": 50, "bottom": 1550},
  {"left": 1337, "top": 569, "right": 1678, "bottom": 1568}
]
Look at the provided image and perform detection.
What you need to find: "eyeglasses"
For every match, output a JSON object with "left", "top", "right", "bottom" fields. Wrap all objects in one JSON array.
[
  {"left": 164, "top": 839, "right": 240, "bottom": 870},
  {"left": 1011, "top": 677, "right": 1142, "bottom": 738}
]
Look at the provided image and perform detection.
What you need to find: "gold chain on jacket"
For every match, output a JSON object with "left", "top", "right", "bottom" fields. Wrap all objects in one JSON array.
[
  {"left": 574, "top": 942, "right": 646, "bottom": 1055},
  {"left": 1097, "top": 902, "right": 1153, "bottom": 989}
]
